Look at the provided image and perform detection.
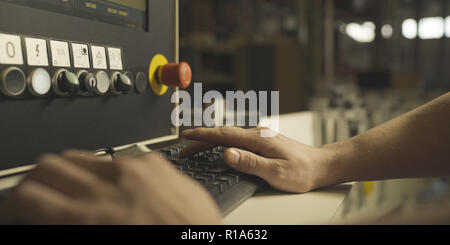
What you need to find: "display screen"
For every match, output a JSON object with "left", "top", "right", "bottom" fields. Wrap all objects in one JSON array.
[{"left": 1, "top": 0, "right": 148, "bottom": 31}]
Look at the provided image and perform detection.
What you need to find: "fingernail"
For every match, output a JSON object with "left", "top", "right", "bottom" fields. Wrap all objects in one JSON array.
[{"left": 227, "top": 149, "right": 240, "bottom": 165}]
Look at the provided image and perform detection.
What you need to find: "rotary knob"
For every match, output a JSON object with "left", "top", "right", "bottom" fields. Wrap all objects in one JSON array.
[
  {"left": 52, "top": 69, "right": 79, "bottom": 96},
  {"left": 158, "top": 62, "right": 192, "bottom": 88},
  {"left": 77, "top": 70, "right": 97, "bottom": 95},
  {"left": 110, "top": 72, "right": 133, "bottom": 94}
]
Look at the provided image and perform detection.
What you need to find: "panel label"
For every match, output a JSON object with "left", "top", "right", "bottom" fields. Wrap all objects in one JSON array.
[
  {"left": 0, "top": 33, "right": 24, "bottom": 65},
  {"left": 108, "top": 47, "right": 123, "bottom": 70},
  {"left": 25, "top": 37, "right": 49, "bottom": 67},
  {"left": 72, "top": 43, "right": 90, "bottom": 68},
  {"left": 91, "top": 45, "right": 107, "bottom": 69},
  {"left": 50, "top": 40, "right": 71, "bottom": 67}
]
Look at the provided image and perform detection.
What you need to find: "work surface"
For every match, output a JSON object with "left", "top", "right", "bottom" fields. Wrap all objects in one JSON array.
[{"left": 224, "top": 183, "right": 353, "bottom": 225}]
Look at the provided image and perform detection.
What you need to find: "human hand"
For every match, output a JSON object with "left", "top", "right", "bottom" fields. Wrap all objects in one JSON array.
[
  {"left": 0, "top": 151, "right": 222, "bottom": 225},
  {"left": 181, "top": 127, "right": 337, "bottom": 193}
]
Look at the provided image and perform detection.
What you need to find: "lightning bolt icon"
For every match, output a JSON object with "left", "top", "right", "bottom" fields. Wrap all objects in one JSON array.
[{"left": 35, "top": 44, "right": 40, "bottom": 57}]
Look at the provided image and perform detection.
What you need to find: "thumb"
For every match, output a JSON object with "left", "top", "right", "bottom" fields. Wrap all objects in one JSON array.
[{"left": 223, "top": 148, "right": 273, "bottom": 180}]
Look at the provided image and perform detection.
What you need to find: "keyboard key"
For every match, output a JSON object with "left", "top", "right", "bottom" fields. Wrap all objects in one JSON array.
[
  {"left": 208, "top": 164, "right": 230, "bottom": 174},
  {"left": 213, "top": 146, "right": 226, "bottom": 152},
  {"left": 223, "top": 173, "right": 240, "bottom": 184},
  {"left": 197, "top": 173, "right": 216, "bottom": 181},
  {"left": 194, "top": 176, "right": 209, "bottom": 184},
  {"left": 216, "top": 176, "right": 234, "bottom": 187},
  {"left": 210, "top": 181, "right": 228, "bottom": 193},
  {"left": 182, "top": 171, "right": 196, "bottom": 178},
  {"left": 188, "top": 167, "right": 205, "bottom": 172},
  {"left": 174, "top": 159, "right": 189, "bottom": 166}
]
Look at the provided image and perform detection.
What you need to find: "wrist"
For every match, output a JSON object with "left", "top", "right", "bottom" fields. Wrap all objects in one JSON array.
[{"left": 318, "top": 140, "right": 356, "bottom": 187}]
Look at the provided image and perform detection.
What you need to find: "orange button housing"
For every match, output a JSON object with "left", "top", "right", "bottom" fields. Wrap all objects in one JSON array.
[{"left": 158, "top": 62, "right": 192, "bottom": 88}]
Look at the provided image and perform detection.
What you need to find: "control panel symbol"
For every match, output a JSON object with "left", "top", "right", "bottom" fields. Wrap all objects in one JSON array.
[
  {"left": 96, "top": 51, "right": 103, "bottom": 66},
  {"left": 50, "top": 40, "right": 71, "bottom": 67},
  {"left": 91, "top": 46, "right": 107, "bottom": 69},
  {"left": 108, "top": 47, "right": 123, "bottom": 70},
  {"left": 35, "top": 44, "right": 40, "bottom": 57},
  {"left": 6, "top": 41, "right": 15, "bottom": 58},
  {"left": 0, "top": 33, "right": 24, "bottom": 65},
  {"left": 72, "top": 43, "right": 90, "bottom": 68},
  {"left": 56, "top": 48, "right": 65, "bottom": 57},
  {"left": 25, "top": 37, "right": 48, "bottom": 67}
]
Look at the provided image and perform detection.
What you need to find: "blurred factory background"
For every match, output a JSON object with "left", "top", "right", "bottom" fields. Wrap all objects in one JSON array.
[
  {"left": 179, "top": 0, "right": 449, "bottom": 114},
  {"left": 179, "top": 1, "right": 450, "bottom": 223}
]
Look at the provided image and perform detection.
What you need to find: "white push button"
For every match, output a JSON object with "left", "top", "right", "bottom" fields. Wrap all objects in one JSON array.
[
  {"left": 0, "top": 33, "right": 24, "bottom": 65},
  {"left": 50, "top": 40, "right": 71, "bottom": 67},
  {"left": 91, "top": 46, "right": 107, "bottom": 69},
  {"left": 108, "top": 47, "right": 123, "bottom": 70},
  {"left": 25, "top": 37, "right": 49, "bottom": 67},
  {"left": 27, "top": 68, "right": 52, "bottom": 96},
  {"left": 72, "top": 43, "right": 90, "bottom": 68},
  {"left": 94, "top": 71, "right": 110, "bottom": 95}
]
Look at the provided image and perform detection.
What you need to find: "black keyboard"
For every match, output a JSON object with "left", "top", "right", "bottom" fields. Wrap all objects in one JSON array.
[{"left": 159, "top": 145, "right": 265, "bottom": 215}]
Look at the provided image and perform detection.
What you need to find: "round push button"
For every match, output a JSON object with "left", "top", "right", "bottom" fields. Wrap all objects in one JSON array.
[
  {"left": 94, "top": 71, "right": 110, "bottom": 95},
  {"left": 135, "top": 72, "right": 148, "bottom": 93},
  {"left": 0, "top": 67, "right": 27, "bottom": 98},
  {"left": 159, "top": 62, "right": 192, "bottom": 88},
  {"left": 28, "top": 68, "right": 51, "bottom": 97}
]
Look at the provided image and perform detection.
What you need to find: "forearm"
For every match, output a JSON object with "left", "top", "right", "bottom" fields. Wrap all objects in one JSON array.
[{"left": 323, "top": 92, "right": 450, "bottom": 185}]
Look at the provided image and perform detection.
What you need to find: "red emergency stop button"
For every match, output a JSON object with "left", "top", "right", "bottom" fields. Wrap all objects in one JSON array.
[{"left": 158, "top": 62, "right": 192, "bottom": 88}]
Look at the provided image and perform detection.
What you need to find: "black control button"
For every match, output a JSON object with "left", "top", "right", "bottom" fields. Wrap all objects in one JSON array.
[
  {"left": 124, "top": 71, "right": 134, "bottom": 83},
  {"left": 110, "top": 72, "right": 133, "bottom": 94},
  {"left": 59, "top": 71, "right": 79, "bottom": 93},
  {"left": 77, "top": 70, "right": 96, "bottom": 95},
  {"left": 94, "top": 71, "right": 110, "bottom": 96},
  {"left": 52, "top": 69, "right": 79, "bottom": 96},
  {"left": 27, "top": 68, "right": 52, "bottom": 97},
  {"left": 135, "top": 72, "right": 148, "bottom": 94},
  {"left": 0, "top": 67, "right": 27, "bottom": 98}
]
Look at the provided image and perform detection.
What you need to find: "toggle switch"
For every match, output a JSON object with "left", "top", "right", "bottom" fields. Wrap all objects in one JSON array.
[
  {"left": 28, "top": 68, "right": 52, "bottom": 97},
  {"left": 110, "top": 72, "right": 133, "bottom": 94},
  {"left": 0, "top": 66, "right": 27, "bottom": 98},
  {"left": 52, "top": 69, "right": 80, "bottom": 96},
  {"left": 77, "top": 70, "right": 97, "bottom": 96}
]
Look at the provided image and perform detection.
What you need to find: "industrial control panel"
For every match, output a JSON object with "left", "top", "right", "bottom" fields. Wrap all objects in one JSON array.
[{"left": 0, "top": 0, "right": 188, "bottom": 172}]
